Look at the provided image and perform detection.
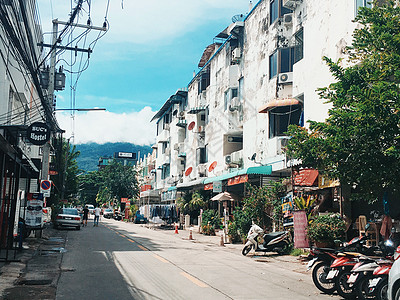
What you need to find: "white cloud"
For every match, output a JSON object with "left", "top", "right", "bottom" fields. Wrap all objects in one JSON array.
[
  {"left": 38, "top": 0, "right": 250, "bottom": 45},
  {"left": 56, "top": 106, "right": 156, "bottom": 145}
]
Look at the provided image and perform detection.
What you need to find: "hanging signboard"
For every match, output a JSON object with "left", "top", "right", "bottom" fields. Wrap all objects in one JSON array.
[
  {"left": 213, "top": 181, "right": 222, "bottom": 193},
  {"left": 293, "top": 210, "right": 309, "bottom": 248},
  {"left": 26, "top": 193, "right": 44, "bottom": 228},
  {"left": 27, "top": 122, "right": 50, "bottom": 145}
]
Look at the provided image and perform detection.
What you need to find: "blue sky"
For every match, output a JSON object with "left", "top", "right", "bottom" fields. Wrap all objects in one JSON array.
[{"left": 38, "top": 0, "right": 253, "bottom": 145}]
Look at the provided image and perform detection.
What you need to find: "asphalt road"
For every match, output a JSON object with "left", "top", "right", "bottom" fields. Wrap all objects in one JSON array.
[{"left": 56, "top": 218, "right": 341, "bottom": 300}]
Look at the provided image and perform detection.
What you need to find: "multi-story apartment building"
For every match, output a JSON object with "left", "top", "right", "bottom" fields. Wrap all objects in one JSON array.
[{"left": 140, "top": 0, "right": 376, "bottom": 211}]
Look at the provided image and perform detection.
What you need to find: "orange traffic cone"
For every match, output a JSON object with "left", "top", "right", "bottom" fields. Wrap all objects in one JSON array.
[
  {"left": 220, "top": 234, "right": 225, "bottom": 247},
  {"left": 174, "top": 224, "right": 179, "bottom": 234}
]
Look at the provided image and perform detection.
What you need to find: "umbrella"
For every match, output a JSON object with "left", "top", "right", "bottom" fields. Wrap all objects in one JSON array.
[{"left": 210, "top": 192, "right": 241, "bottom": 202}]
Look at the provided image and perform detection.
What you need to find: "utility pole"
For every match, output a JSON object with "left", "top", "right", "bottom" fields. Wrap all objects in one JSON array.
[{"left": 40, "top": 4, "right": 106, "bottom": 200}]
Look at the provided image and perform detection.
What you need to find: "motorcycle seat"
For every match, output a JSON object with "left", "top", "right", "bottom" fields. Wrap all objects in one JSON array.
[{"left": 264, "top": 231, "right": 286, "bottom": 238}]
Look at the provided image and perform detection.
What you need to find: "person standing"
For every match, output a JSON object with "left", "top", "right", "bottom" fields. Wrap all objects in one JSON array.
[
  {"left": 82, "top": 206, "right": 89, "bottom": 227},
  {"left": 93, "top": 206, "right": 101, "bottom": 227}
]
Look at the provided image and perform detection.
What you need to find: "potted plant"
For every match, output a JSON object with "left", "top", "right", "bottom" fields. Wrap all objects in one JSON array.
[{"left": 307, "top": 213, "right": 346, "bottom": 247}]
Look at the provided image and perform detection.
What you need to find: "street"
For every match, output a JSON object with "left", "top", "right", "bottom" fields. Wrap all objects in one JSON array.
[{"left": 56, "top": 217, "right": 341, "bottom": 300}]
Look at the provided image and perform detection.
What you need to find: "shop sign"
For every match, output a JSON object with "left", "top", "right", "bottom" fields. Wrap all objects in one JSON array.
[
  {"left": 26, "top": 193, "right": 44, "bottom": 228},
  {"left": 293, "top": 210, "right": 309, "bottom": 248},
  {"left": 281, "top": 193, "right": 294, "bottom": 227},
  {"left": 27, "top": 122, "right": 50, "bottom": 145},
  {"left": 318, "top": 175, "right": 340, "bottom": 189},
  {"left": 140, "top": 184, "right": 152, "bottom": 192},
  {"left": 213, "top": 181, "right": 222, "bottom": 193},
  {"left": 227, "top": 175, "right": 248, "bottom": 186},
  {"left": 204, "top": 183, "right": 213, "bottom": 190},
  {"left": 121, "top": 198, "right": 129, "bottom": 203}
]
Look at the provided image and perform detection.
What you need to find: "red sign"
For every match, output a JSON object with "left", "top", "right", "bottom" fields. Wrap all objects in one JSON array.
[
  {"left": 121, "top": 198, "right": 129, "bottom": 203},
  {"left": 204, "top": 183, "right": 213, "bottom": 190},
  {"left": 293, "top": 210, "right": 309, "bottom": 248},
  {"left": 140, "top": 185, "right": 152, "bottom": 192},
  {"left": 227, "top": 175, "right": 248, "bottom": 186},
  {"left": 49, "top": 170, "right": 58, "bottom": 175}
]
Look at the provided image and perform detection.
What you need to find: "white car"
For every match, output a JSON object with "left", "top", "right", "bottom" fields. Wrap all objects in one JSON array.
[{"left": 388, "top": 245, "right": 400, "bottom": 300}]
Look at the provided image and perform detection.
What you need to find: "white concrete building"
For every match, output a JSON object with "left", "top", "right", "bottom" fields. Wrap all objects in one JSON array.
[{"left": 144, "top": 0, "right": 376, "bottom": 205}]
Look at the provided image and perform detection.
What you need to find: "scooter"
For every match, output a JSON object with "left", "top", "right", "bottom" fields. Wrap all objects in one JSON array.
[{"left": 242, "top": 225, "right": 292, "bottom": 256}]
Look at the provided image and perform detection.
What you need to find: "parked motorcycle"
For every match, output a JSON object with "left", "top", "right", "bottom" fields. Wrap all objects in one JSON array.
[
  {"left": 367, "top": 259, "right": 393, "bottom": 300},
  {"left": 307, "top": 226, "right": 372, "bottom": 295},
  {"left": 348, "top": 255, "right": 381, "bottom": 299},
  {"left": 242, "top": 224, "right": 292, "bottom": 256}
]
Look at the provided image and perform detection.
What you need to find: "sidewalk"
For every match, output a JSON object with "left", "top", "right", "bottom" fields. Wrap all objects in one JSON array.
[{"left": 0, "top": 226, "right": 67, "bottom": 300}]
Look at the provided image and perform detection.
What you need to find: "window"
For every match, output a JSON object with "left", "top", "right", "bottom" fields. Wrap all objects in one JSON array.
[
  {"left": 161, "top": 164, "right": 170, "bottom": 179},
  {"left": 270, "top": 0, "right": 292, "bottom": 25},
  {"left": 269, "top": 51, "right": 278, "bottom": 79},
  {"left": 355, "top": 0, "right": 372, "bottom": 15},
  {"left": 269, "top": 105, "right": 303, "bottom": 138},
  {"left": 294, "top": 28, "right": 303, "bottom": 63},
  {"left": 270, "top": 48, "right": 296, "bottom": 79},
  {"left": 198, "top": 67, "right": 210, "bottom": 94},
  {"left": 280, "top": 47, "right": 295, "bottom": 73},
  {"left": 196, "top": 147, "right": 207, "bottom": 165}
]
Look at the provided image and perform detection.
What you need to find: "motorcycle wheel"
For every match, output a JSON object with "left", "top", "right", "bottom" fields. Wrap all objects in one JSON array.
[
  {"left": 375, "top": 278, "right": 388, "bottom": 300},
  {"left": 311, "top": 262, "right": 336, "bottom": 294},
  {"left": 355, "top": 275, "right": 374, "bottom": 300},
  {"left": 335, "top": 269, "right": 356, "bottom": 299},
  {"left": 242, "top": 245, "right": 253, "bottom": 256}
]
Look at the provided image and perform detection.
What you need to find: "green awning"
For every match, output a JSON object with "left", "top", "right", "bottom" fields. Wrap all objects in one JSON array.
[
  {"left": 203, "top": 165, "right": 272, "bottom": 184},
  {"left": 187, "top": 106, "right": 207, "bottom": 114},
  {"left": 246, "top": 165, "right": 272, "bottom": 175}
]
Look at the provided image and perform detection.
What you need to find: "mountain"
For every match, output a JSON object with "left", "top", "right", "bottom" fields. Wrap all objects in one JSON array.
[{"left": 75, "top": 142, "right": 152, "bottom": 172}]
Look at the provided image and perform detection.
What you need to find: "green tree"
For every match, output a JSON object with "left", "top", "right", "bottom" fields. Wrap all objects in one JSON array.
[
  {"left": 98, "top": 160, "right": 139, "bottom": 206},
  {"left": 50, "top": 137, "right": 81, "bottom": 206},
  {"left": 79, "top": 171, "right": 101, "bottom": 205},
  {"left": 286, "top": 2, "right": 400, "bottom": 202},
  {"left": 242, "top": 180, "right": 286, "bottom": 230}
]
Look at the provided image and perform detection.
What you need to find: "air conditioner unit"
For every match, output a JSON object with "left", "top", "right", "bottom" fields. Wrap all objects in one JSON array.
[
  {"left": 178, "top": 111, "right": 185, "bottom": 119},
  {"left": 282, "top": 0, "right": 300, "bottom": 9},
  {"left": 229, "top": 97, "right": 240, "bottom": 112},
  {"left": 277, "top": 137, "right": 290, "bottom": 155},
  {"left": 197, "top": 164, "right": 207, "bottom": 175},
  {"left": 278, "top": 72, "right": 293, "bottom": 84},
  {"left": 231, "top": 150, "right": 243, "bottom": 164},
  {"left": 173, "top": 143, "right": 179, "bottom": 151},
  {"left": 225, "top": 155, "right": 232, "bottom": 165},
  {"left": 165, "top": 147, "right": 171, "bottom": 155},
  {"left": 164, "top": 124, "right": 170, "bottom": 131},
  {"left": 232, "top": 48, "right": 241, "bottom": 60},
  {"left": 283, "top": 13, "right": 293, "bottom": 26}
]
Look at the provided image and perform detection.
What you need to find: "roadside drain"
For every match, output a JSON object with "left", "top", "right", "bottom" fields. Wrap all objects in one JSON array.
[
  {"left": 18, "top": 279, "right": 52, "bottom": 285},
  {"left": 38, "top": 247, "right": 67, "bottom": 256}
]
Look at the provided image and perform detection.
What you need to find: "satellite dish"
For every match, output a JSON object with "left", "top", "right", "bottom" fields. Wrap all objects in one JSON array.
[
  {"left": 232, "top": 14, "right": 245, "bottom": 23},
  {"left": 208, "top": 161, "right": 217, "bottom": 172},
  {"left": 185, "top": 167, "right": 193, "bottom": 176},
  {"left": 188, "top": 121, "right": 195, "bottom": 131}
]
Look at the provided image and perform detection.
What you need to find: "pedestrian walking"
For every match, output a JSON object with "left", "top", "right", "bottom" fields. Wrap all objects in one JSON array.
[
  {"left": 82, "top": 206, "right": 89, "bottom": 227},
  {"left": 94, "top": 206, "right": 101, "bottom": 226}
]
